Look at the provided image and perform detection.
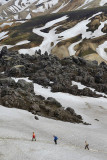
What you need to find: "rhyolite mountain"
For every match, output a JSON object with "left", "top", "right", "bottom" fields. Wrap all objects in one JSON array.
[
  {"left": 0, "top": 0, "right": 107, "bottom": 63},
  {"left": 0, "top": 0, "right": 107, "bottom": 20}
]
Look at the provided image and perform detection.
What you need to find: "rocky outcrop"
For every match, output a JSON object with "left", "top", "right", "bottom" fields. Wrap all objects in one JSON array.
[
  {"left": 0, "top": 47, "right": 107, "bottom": 124},
  {"left": 0, "top": 77, "right": 85, "bottom": 124},
  {"left": 0, "top": 47, "right": 107, "bottom": 96}
]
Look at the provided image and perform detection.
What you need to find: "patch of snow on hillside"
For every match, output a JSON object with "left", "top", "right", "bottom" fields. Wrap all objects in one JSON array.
[
  {"left": 0, "top": 22, "right": 13, "bottom": 28},
  {"left": 100, "top": 0, "right": 107, "bottom": 6},
  {"left": 37, "top": 0, "right": 59, "bottom": 6},
  {"left": 68, "top": 40, "right": 82, "bottom": 56},
  {"left": 91, "top": 20, "right": 107, "bottom": 38},
  {"left": 32, "top": 6, "right": 45, "bottom": 13},
  {"left": 18, "top": 12, "right": 105, "bottom": 55},
  {"left": 0, "top": 31, "right": 9, "bottom": 40},
  {"left": 59, "top": 12, "right": 103, "bottom": 40},
  {"left": 96, "top": 41, "right": 107, "bottom": 61},
  {"left": 3, "top": 10, "right": 7, "bottom": 15},
  {"left": 0, "top": 45, "right": 13, "bottom": 50},
  {"left": 19, "top": 15, "right": 68, "bottom": 55},
  {"left": 77, "top": 0, "right": 94, "bottom": 9},
  {"left": 16, "top": 40, "right": 30, "bottom": 45},
  {"left": 5, "top": 0, "right": 37, "bottom": 14},
  {"left": 33, "top": 0, "right": 59, "bottom": 13},
  {"left": 0, "top": 40, "right": 30, "bottom": 50},
  {"left": 14, "top": 15, "right": 18, "bottom": 20},
  {"left": 52, "top": 1, "right": 70, "bottom": 13},
  {"left": 26, "top": 13, "right": 31, "bottom": 19},
  {"left": 72, "top": 81, "right": 107, "bottom": 97}
]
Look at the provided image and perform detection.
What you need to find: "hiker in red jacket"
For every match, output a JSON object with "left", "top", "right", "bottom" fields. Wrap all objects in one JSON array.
[{"left": 32, "top": 132, "right": 36, "bottom": 141}]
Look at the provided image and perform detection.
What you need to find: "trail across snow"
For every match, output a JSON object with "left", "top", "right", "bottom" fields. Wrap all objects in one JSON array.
[
  {"left": 0, "top": 76, "right": 107, "bottom": 159},
  {"left": 0, "top": 103, "right": 107, "bottom": 160}
]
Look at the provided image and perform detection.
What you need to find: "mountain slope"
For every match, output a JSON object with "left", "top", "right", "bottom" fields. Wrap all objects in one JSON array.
[
  {"left": 0, "top": 0, "right": 107, "bottom": 20},
  {"left": 0, "top": 6, "right": 107, "bottom": 63}
]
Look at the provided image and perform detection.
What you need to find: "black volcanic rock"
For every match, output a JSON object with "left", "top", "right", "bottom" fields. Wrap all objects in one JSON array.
[
  {"left": 0, "top": 47, "right": 107, "bottom": 124},
  {"left": 0, "top": 46, "right": 8, "bottom": 58}
]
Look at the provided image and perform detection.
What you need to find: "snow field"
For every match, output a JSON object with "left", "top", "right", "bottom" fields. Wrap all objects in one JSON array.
[{"left": 0, "top": 104, "right": 107, "bottom": 160}]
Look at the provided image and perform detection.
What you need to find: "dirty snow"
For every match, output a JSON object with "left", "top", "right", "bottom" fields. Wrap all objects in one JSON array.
[
  {"left": 100, "top": 0, "right": 107, "bottom": 6},
  {"left": 96, "top": 41, "right": 107, "bottom": 61},
  {"left": 0, "top": 22, "right": 13, "bottom": 28}
]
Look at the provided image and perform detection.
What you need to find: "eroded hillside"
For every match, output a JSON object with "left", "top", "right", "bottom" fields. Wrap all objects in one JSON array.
[{"left": 0, "top": 6, "right": 107, "bottom": 62}]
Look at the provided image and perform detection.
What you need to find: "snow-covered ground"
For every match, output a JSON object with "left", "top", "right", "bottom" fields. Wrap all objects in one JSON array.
[
  {"left": 12, "top": 77, "right": 107, "bottom": 124},
  {"left": 0, "top": 75, "right": 106, "bottom": 159},
  {"left": 0, "top": 92, "right": 107, "bottom": 160}
]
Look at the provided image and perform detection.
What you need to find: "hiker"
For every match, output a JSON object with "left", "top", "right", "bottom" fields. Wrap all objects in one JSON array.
[
  {"left": 85, "top": 141, "right": 89, "bottom": 150},
  {"left": 53, "top": 135, "right": 58, "bottom": 144},
  {"left": 32, "top": 132, "right": 36, "bottom": 141}
]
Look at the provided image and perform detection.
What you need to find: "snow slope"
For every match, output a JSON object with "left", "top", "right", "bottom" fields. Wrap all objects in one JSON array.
[
  {"left": 0, "top": 100, "right": 107, "bottom": 160},
  {"left": 12, "top": 77, "right": 107, "bottom": 125}
]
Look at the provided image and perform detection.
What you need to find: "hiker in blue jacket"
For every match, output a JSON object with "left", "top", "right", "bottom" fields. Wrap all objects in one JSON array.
[{"left": 53, "top": 135, "right": 58, "bottom": 144}]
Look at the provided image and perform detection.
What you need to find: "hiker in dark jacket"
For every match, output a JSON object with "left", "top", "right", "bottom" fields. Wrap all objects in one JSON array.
[
  {"left": 85, "top": 141, "right": 89, "bottom": 150},
  {"left": 53, "top": 135, "right": 58, "bottom": 144}
]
